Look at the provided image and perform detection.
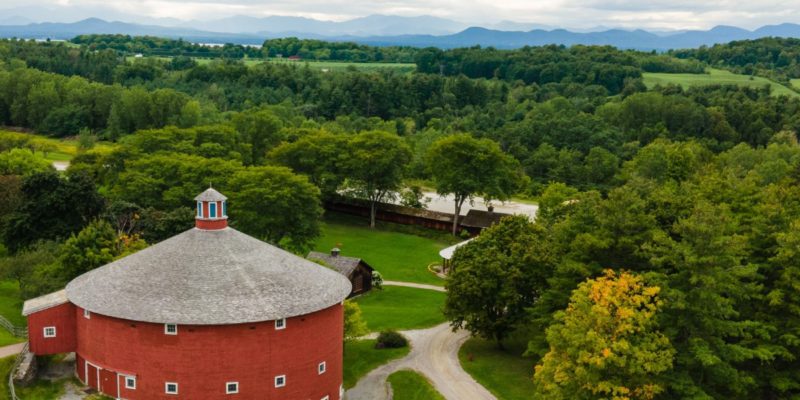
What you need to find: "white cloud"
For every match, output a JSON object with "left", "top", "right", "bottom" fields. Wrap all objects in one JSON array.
[{"left": 1, "top": 0, "right": 799, "bottom": 29}]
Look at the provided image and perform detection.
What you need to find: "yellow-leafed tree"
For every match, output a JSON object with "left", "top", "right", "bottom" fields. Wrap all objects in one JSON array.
[{"left": 533, "top": 270, "right": 674, "bottom": 400}]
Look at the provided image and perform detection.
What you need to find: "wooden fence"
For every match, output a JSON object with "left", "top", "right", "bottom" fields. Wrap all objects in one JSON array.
[
  {"left": 7, "top": 341, "right": 28, "bottom": 400},
  {"left": 0, "top": 315, "right": 27, "bottom": 338}
]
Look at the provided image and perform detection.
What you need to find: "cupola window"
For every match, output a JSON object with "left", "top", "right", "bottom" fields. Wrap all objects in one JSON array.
[
  {"left": 210, "top": 203, "right": 217, "bottom": 218},
  {"left": 197, "top": 202, "right": 202, "bottom": 217}
]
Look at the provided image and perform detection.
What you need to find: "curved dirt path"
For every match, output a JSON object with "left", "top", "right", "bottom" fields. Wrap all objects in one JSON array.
[{"left": 346, "top": 323, "right": 496, "bottom": 400}]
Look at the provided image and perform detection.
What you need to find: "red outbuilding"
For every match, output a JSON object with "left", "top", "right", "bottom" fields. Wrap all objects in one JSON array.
[{"left": 22, "top": 188, "right": 352, "bottom": 400}]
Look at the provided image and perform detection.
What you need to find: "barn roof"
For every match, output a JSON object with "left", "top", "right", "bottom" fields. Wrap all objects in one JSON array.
[
  {"left": 307, "top": 251, "right": 373, "bottom": 277},
  {"left": 66, "top": 228, "right": 351, "bottom": 325},
  {"left": 22, "top": 289, "right": 68, "bottom": 316}
]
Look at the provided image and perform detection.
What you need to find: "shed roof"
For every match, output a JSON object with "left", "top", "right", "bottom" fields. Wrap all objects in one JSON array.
[
  {"left": 66, "top": 228, "right": 351, "bottom": 325},
  {"left": 459, "top": 209, "right": 509, "bottom": 228},
  {"left": 194, "top": 188, "right": 227, "bottom": 202},
  {"left": 307, "top": 251, "right": 372, "bottom": 277},
  {"left": 22, "top": 289, "right": 68, "bottom": 316}
]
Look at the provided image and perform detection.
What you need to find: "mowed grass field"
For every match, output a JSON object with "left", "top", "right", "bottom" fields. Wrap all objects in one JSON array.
[
  {"left": 355, "top": 286, "right": 446, "bottom": 332},
  {"left": 343, "top": 339, "right": 410, "bottom": 389},
  {"left": 127, "top": 56, "right": 416, "bottom": 73},
  {"left": 388, "top": 370, "right": 445, "bottom": 400},
  {"left": 643, "top": 68, "right": 800, "bottom": 98},
  {"left": 459, "top": 337, "right": 537, "bottom": 400},
  {"left": 313, "top": 213, "right": 454, "bottom": 286}
]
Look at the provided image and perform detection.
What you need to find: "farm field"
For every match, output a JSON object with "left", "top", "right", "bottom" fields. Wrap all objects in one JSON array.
[
  {"left": 388, "top": 370, "right": 445, "bottom": 400},
  {"left": 343, "top": 339, "right": 410, "bottom": 389},
  {"left": 643, "top": 68, "right": 800, "bottom": 98},
  {"left": 0, "top": 130, "right": 116, "bottom": 163},
  {"left": 459, "top": 337, "right": 536, "bottom": 400},
  {"left": 355, "top": 286, "right": 446, "bottom": 332},
  {"left": 127, "top": 55, "right": 416, "bottom": 73},
  {"left": 313, "top": 213, "right": 454, "bottom": 286}
]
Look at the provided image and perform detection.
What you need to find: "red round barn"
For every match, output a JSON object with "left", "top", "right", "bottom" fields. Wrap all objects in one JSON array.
[{"left": 22, "top": 188, "right": 352, "bottom": 400}]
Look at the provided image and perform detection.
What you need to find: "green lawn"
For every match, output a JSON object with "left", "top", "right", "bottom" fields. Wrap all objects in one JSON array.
[
  {"left": 314, "top": 213, "right": 453, "bottom": 286},
  {"left": 459, "top": 337, "right": 537, "bottom": 400},
  {"left": 388, "top": 370, "right": 445, "bottom": 400},
  {"left": 0, "top": 281, "right": 26, "bottom": 326},
  {"left": 355, "top": 286, "right": 446, "bottom": 332},
  {"left": 643, "top": 68, "right": 800, "bottom": 98},
  {"left": 343, "top": 339, "right": 410, "bottom": 389},
  {"left": 792, "top": 79, "right": 800, "bottom": 90},
  {"left": 0, "top": 281, "right": 27, "bottom": 346}
]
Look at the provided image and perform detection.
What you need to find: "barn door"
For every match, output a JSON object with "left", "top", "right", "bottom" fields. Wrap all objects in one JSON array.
[
  {"left": 85, "top": 362, "right": 101, "bottom": 391},
  {"left": 353, "top": 272, "right": 363, "bottom": 292}
]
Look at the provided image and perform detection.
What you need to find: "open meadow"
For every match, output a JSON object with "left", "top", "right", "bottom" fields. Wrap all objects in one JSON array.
[
  {"left": 643, "top": 68, "right": 800, "bottom": 98},
  {"left": 127, "top": 55, "right": 417, "bottom": 73}
]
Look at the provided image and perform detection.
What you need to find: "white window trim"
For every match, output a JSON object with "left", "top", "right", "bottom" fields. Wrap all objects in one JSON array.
[
  {"left": 43, "top": 326, "right": 56, "bottom": 338},
  {"left": 164, "top": 323, "right": 178, "bottom": 335},
  {"left": 125, "top": 376, "right": 136, "bottom": 389},
  {"left": 274, "top": 375, "right": 286, "bottom": 388},
  {"left": 275, "top": 318, "right": 286, "bottom": 330},
  {"left": 318, "top": 361, "right": 326, "bottom": 375},
  {"left": 84, "top": 309, "right": 90, "bottom": 319},
  {"left": 165, "top": 382, "right": 178, "bottom": 395},
  {"left": 226, "top": 381, "right": 239, "bottom": 394}
]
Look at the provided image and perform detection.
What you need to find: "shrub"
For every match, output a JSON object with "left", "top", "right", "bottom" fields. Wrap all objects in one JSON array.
[{"left": 376, "top": 330, "right": 408, "bottom": 349}]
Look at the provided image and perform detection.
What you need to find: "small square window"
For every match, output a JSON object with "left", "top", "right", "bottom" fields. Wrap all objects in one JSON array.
[
  {"left": 165, "top": 324, "right": 178, "bottom": 335},
  {"left": 226, "top": 381, "right": 239, "bottom": 394},
  {"left": 275, "top": 319, "right": 286, "bottom": 330},
  {"left": 165, "top": 382, "right": 178, "bottom": 394},
  {"left": 318, "top": 361, "right": 326, "bottom": 375},
  {"left": 322, "top": 396, "right": 330, "bottom": 400},
  {"left": 125, "top": 376, "right": 136, "bottom": 389},
  {"left": 43, "top": 326, "right": 56, "bottom": 338},
  {"left": 84, "top": 309, "right": 90, "bottom": 319},
  {"left": 274, "top": 375, "right": 286, "bottom": 388}
]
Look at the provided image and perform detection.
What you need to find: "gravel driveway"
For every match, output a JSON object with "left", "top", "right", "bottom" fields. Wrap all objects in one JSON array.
[{"left": 346, "top": 323, "right": 496, "bottom": 400}]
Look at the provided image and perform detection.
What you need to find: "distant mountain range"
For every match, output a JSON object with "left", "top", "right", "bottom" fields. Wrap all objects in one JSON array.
[{"left": 2, "top": 17, "right": 800, "bottom": 51}]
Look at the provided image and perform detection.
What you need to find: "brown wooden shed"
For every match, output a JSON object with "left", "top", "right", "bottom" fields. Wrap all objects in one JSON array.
[{"left": 307, "top": 249, "right": 375, "bottom": 297}]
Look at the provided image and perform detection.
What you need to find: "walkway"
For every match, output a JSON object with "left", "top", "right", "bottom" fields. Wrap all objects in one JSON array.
[
  {"left": 383, "top": 280, "right": 446, "bottom": 292},
  {"left": 346, "top": 323, "right": 495, "bottom": 400},
  {"left": 0, "top": 342, "right": 26, "bottom": 358}
]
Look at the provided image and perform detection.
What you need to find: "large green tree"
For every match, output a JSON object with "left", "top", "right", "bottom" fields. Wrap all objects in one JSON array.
[
  {"left": 339, "top": 131, "right": 411, "bottom": 228},
  {"left": 425, "top": 134, "right": 524, "bottom": 235},
  {"left": 2, "top": 171, "right": 104, "bottom": 253},
  {"left": 269, "top": 131, "right": 349, "bottom": 198},
  {"left": 444, "top": 215, "right": 551, "bottom": 346},
  {"left": 227, "top": 166, "right": 323, "bottom": 252}
]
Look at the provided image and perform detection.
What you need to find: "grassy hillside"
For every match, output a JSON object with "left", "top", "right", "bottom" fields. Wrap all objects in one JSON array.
[{"left": 643, "top": 68, "right": 800, "bottom": 98}]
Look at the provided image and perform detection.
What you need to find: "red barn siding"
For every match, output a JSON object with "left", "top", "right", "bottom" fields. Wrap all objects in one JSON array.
[
  {"left": 27, "top": 302, "right": 77, "bottom": 355},
  {"left": 76, "top": 304, "right": 344, "bottom": 400}
]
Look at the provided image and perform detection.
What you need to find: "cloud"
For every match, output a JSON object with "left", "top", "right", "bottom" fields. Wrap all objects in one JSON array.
[{"left": 1, "top": 0, "right": 799, "bottom": 29}]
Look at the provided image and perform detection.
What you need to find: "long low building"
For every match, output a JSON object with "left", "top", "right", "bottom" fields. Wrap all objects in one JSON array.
[{"left": 23, "top": 188, "right": 352, "bottom": 400}]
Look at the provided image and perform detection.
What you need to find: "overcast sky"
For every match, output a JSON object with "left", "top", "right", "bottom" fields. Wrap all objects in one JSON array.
[{"left": 3, "top": 0, "right": 800, "bottom": 30}]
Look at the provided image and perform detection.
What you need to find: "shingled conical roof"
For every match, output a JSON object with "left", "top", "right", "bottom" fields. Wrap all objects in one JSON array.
[
  {"left": 66, "top": 228, "right": 351, "bottom": 325},
  {"left": 65, "top": 190, "right": 351, "bottom": 325}
]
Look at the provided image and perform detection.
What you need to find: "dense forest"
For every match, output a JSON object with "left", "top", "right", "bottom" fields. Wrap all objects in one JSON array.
[{"left": 2, "top": 35, "right": 800, "bottom": 399}]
